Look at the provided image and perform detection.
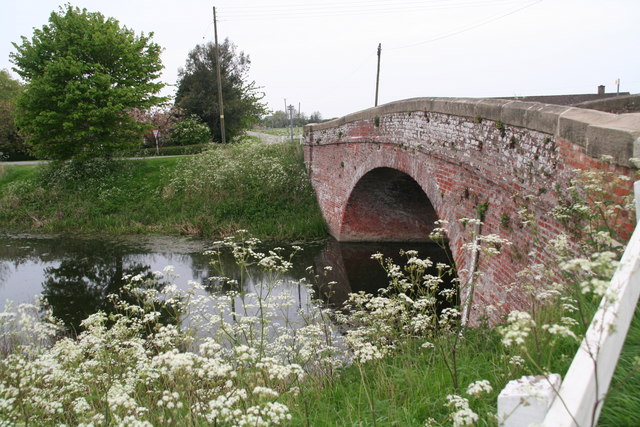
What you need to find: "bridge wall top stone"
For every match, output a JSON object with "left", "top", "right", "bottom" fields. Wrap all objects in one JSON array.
[{"left": 305, "top": 97, "right": 640, "bottom": 167}]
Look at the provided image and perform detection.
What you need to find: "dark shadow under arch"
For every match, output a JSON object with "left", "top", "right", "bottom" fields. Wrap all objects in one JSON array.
[{"left": 340, "top": 167, "right": 439, "bottom": 241}]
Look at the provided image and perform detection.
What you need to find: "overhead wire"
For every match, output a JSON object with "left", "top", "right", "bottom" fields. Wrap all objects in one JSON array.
[
  {"left": 212, "top": 0, "right": 547, "bottom": 111},
  {"left": 219, "top": 0, "right": 525, "bottom": 12},
  {"left": 217, "top": 0, "right": 534, "bottom": 21},
  {"left": 387, "top": 0, "right": 542, "bottom": 50}
]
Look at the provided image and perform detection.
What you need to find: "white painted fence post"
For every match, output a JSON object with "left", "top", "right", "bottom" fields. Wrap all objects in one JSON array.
[
  {"left": 497, "top": 374, "right": 561, "bottom": 426},
  {"left": 635, "top": 180, "right": 640, "bottom": 223}
]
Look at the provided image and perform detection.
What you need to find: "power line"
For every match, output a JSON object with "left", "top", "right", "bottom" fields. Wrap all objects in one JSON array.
[
  {"left": 218, "top": 0, "right": 533, "bottom": 21},
  {"left": 221, "top": 0, "right": 524, "bottom": 13},
  {"left": 386, "top": 0, "right": 542, "bottom": 50}
]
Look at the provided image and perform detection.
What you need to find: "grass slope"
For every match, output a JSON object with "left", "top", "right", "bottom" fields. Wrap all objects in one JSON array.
[{"left": 0, "top": 142, "right": 326, "bottom": 240}]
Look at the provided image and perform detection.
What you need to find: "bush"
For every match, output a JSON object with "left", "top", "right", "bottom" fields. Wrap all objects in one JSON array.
[
  {"left": 131, "top": 143, "right": 211, "bottom": 157},
  {"left": 170, "top": 116, "right": 211, "bottom": 146}
]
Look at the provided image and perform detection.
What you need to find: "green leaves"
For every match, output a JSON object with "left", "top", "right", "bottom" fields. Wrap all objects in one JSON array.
[
  {"left": 175, "top": 39, "right": 267, "bottom": 143},
  {"left": 10, "top": 5, "right": 166, "bottom": 161}
]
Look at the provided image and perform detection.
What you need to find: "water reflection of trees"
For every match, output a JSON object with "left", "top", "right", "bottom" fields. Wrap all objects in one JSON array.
[
  {"left": 2, "top": 234, "right": 457, "bottom": 333},
  {"left": 41, "top": 255, "right": 156, "bottom": 334}
]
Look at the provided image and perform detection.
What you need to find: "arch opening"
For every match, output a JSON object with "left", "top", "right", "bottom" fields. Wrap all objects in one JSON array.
[{"left": 340, "top": 167, "right": 439, "bottom": 242}]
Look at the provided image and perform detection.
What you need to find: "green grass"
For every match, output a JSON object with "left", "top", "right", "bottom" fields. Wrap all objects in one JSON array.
[
  {"left": 599, "top": 303, "right": 640, "bottom": 426},
  {"left": 287, "top": 330, "right": 508, "bottom": 426},
  {"left": 0, "top": 163, "right": 38, "bottom": 186},
  {"left": 286, "top": 307, "right": 639, "bottom": 426},
  {"left": 126, "top": 142, "right": 212, "bottom": 157},
  {"left": 286, "top": 305, "right": 638, "bottom": 426},
  {"left": 0, "top": 142, "right": 326, "bottom": 240}
]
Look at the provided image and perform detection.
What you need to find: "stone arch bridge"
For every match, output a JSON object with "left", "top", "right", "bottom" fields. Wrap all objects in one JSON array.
[{"left": 303, "top": 97, "right": 639, "bottom": 321}]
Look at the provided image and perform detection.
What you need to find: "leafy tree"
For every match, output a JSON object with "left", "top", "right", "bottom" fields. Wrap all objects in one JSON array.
[
  {"left": 309, "top": 111, "right": 323, "bottom": 123},
  {"left": 175, "top": 39, "right": 267, "bottom": 142},
  {"left": 261, "top": 110, "right": 289, "bottom": 128},
  {"left": 259, "top": 109, "right": 324, "bottom": 128},
  {"left": 10, "top": 5, "right": 165, "bottom": 160},
  {"left": 0, "top": 69, "right": 29, "bottom": 160}
]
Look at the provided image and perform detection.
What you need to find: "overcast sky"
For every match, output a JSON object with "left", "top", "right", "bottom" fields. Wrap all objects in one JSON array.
[{"left": 2, "top": 0, "right": 639, "bottom": 119}]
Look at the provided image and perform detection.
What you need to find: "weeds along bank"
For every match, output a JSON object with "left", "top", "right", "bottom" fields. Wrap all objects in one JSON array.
[
  {"left": 0, "top": 142, "right": 326, "bottom": 239},
  {"left": 1, "top": 164, "right": 638, "bottom": 425}
]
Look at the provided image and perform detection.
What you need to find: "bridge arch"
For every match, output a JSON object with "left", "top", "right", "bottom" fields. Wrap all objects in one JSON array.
[
  {"left": 304, "top": 97, "right": 639, "bottom": 323},
  {"left": 340, "top": 167, "right": 439, "bottom": 242}
]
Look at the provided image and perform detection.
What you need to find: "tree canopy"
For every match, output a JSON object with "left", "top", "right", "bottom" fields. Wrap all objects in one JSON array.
[
  {"left": 0, "top": 69, "right": 27, "bottom": 160},
  {"left": 175, "top": 39, "right": 266, "bottom": 142},
  {"left": 10, "top": 5, "right": 165, "bottom": 160}
]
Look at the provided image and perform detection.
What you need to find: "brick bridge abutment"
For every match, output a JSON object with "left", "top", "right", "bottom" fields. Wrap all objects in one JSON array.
[{"left": 303, "top": 97, "right": 639, "bottom": 322}]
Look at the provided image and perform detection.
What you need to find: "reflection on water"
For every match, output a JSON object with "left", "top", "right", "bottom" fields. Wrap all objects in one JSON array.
[{"left": 0, "top": 233, "right": 454, "bottom": 330}]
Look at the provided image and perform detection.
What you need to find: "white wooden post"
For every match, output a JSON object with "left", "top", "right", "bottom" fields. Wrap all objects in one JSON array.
[
  {"left": 498, "top": 374, "right": 561, "bottom": 426},
  {"left": 635, "top": 180, "right": 640, "bottom": 223}
]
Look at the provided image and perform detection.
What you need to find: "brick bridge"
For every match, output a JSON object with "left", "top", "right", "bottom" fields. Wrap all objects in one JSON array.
[{"left": 303, "top": 97, "right": 639, "bottom": 321}]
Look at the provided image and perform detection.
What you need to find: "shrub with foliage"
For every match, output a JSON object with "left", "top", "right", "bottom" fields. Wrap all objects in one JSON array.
[
  {"left": 10, "top": 5, "right": 165, "bottom": 160},
  {"left": 170, "top": 116, "right": 211, "bottom": 146},
  {"left": 128, "top": 106, "right": 183, "bottom": 148}
]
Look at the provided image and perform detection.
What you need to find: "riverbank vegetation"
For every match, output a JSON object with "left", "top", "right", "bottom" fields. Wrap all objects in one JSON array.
[
  {"left": 0, "top": 215, "right": 637, "bottom": 425},
  {"left": 0, "top": 141, "right": 325, "bottom": 240},
  {"left": 1, "top": 151, "right": 637, "bottom": 424}
]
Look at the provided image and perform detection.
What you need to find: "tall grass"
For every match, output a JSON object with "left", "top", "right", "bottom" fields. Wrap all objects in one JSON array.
[
  {"left": 599, "top": 303, "right": 640, "bottom": 426},
  {"left": 0, "top": 141, "right": 326, "bottom": 239}
]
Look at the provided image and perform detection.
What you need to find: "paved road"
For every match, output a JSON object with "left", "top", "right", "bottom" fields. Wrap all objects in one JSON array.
[
  {"left": 0, "top": 160, "right": 45, "bottom": 165},
  {"left": 246, "top": 130, "right": 303, "bottom": 144}
]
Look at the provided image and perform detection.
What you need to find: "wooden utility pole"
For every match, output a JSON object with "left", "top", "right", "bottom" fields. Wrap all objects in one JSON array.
[
  {"left": 288, "top": 104, "right": 295, "bottom": 143},
  {"left": 213, "top": 7, "right": 226, "bottom": 143},
  {"left": 375, "top": 43, "right": 381, "bottom": 107}
]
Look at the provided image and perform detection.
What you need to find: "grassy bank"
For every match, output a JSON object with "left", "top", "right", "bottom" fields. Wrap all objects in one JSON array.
[{"left": 0, "top": 141, "right": 326, "bottom": 240}]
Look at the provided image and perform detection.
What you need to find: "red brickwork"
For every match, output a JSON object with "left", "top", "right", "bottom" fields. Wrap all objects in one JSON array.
[{"left": 304, "top": 99, "right": 639, "bottom": 322}]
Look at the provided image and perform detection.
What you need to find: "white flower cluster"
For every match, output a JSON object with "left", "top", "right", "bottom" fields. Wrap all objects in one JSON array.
[
  {"left": 166, "top": 142, "right": 313, "bottom": 203},
  {"left": 466, "top": 379, "right": 493, "bottom": 396},
  {"left": 0, "top": 236, "right": 345, "bottom": 426},
  {"left": 499, "top": 311, "right": 533, "bottom": 347},
  {"left": 446, "top": 394, "right": 478, "bottom": 426}
]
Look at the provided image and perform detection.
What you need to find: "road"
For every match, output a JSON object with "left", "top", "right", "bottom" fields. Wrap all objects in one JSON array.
[{"left": 246, "top": 130, "right": 303, "bottom": 144}]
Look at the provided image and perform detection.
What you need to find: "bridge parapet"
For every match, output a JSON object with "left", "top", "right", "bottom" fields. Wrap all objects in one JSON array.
[
  {"left": 303, "top": 97, "right": 639, "bottom": 321},
  {"left": 306, "top": 97, "right": 640, "bottom": 168}
]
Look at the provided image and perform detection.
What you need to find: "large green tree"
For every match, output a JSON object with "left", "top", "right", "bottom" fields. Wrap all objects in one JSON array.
[
  {"left": 175, "top": 39, "right": 266, "bottom": 142},
  {"left": 10, "top": 5, "right": 165, "bottom": 160}
]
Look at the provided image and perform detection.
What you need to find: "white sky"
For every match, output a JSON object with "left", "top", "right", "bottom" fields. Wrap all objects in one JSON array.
[{"left": 2, "top": 0, "right": 639, "bottom": 119}]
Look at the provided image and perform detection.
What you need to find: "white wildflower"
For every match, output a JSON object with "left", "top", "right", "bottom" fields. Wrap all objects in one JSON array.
[{"left": 466, "top": 379, "right": 493, "bottom": 396}]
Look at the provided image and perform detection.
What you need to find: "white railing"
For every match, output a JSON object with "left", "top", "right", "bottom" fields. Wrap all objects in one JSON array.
[{"left": 498, "top": 180, "right": 640, "bottom": 426}]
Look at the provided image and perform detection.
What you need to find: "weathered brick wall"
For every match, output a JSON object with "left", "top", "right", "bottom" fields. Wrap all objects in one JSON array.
[{"left": 304, "top": 98, "right": 639, "bottom": 322}]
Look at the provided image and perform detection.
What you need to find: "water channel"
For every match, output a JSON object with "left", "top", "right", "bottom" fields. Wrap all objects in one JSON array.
[{"left": 0, "top": 233, "right": 453, "bottom": 331}]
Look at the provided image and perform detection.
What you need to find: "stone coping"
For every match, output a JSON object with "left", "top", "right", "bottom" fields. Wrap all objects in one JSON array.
[{"left": 304, "top": 97, "right": 640, "bottom": 167}]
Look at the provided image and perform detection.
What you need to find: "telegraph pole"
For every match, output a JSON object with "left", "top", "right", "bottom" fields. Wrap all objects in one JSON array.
[
  {"left": 375, "top": 43, "right": 381, "bottom": 107},
  {"left": 213, "top": 7, "right": 226, "bottom": 143},
  {"left": 288, "top": 104, "right": 295, "bottom": 143}
]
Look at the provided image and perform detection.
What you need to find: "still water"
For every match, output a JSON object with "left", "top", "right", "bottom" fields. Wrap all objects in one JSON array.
[{"left": 0, "top": 233, "right": 452, "bottom": 330}]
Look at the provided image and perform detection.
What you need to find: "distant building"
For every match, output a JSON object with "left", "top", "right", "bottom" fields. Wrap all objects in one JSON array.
[{"left": 499, "top": 85, "right": 630, "bottom": 106}]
